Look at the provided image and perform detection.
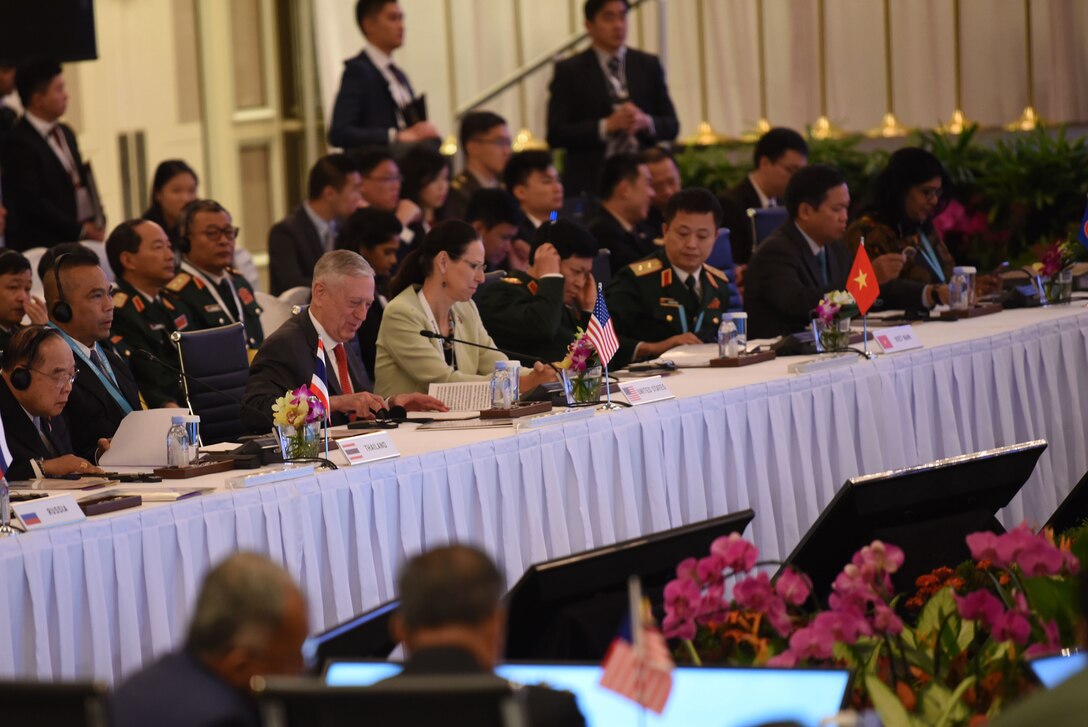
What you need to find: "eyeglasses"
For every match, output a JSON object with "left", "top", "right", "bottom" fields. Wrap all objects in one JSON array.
[
  {"left": 33, "top": 366, "right": 79, "bottom": 387},
  {"left": 200, "top": 226, "right": 240, "bottom": 242},
  {"left": 457, "top": 259, "right": 486, "bottom": 273}
]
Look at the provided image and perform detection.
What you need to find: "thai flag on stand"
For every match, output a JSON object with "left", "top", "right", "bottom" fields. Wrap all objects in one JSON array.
[
  {"left": 585, "top": 284, "right": 620, "bottom": 366},
  {"left": 599, "top": 577, "right": 674, "bottom": 714},
  {"left": 310, "top": 339, "right": 331, "bottom": 421}
]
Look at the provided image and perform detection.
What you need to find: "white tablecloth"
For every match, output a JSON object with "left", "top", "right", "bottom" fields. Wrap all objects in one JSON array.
[{"left": 3, "top": 306, "right": 1087, "bottom": 685}]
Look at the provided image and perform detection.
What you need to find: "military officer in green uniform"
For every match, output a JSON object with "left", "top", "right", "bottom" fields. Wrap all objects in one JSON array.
[
  {"left": 605, "top": 188, "right": 743, "bottom": 359},
  {"left": 105, "top": 219, "right": 191, "bottom": 408},
  {"left": 478, "top": 219, "right": 636, "bottom": 367},
  {"left": 168, "top": 199, "right": 264, "bottom": 349},
  {"left": 444, "top": 111, "right": 511, "bottom": 221}
]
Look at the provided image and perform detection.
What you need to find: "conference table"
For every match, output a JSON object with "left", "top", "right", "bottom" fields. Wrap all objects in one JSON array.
[{"left": 2, "top": 303, "right": 1087, "bottom": 687}]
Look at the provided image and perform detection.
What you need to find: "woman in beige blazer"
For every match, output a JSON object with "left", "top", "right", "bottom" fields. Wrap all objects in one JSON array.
[{"left": 375, "top": 221, "right": 554, "bottom": 397}]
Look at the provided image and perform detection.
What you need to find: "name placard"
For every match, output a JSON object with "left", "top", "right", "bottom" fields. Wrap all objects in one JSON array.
[
  {"left": 335, "top": 431, "right": 401, "bottom": 466},
  {"left": 12, "top": 494, "right": 86, "bottom": 530},
  {"left": 874, "top": 325, "right": 924, "bottom": 354},
  {"left": 618, "top": 375, "right": 675, "bottom": 406}
]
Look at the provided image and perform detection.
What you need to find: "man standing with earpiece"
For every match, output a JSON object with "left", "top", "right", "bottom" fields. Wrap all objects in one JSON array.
[
  {"left": 166, "top": 199, "right": 264, "bottom": 349},
  {"left": 40, "top": 245, "right": 141, "bottom": 462},
  {"left": 0, "top": 326, "right": 103, "bottom": 478}
]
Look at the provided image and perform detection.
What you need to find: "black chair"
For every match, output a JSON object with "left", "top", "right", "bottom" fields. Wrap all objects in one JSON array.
[
  {"left": 748, "top": 206, "right": 788, "bottom": 248},
  {"left": 0, "top": 680, "right": 110, "bottom": 727},
  {"left": 253, "top": 674, "right": 526, "bottom": 727},
  {"left": 172, "top": 322, "right": 249, "bottom": 444}
]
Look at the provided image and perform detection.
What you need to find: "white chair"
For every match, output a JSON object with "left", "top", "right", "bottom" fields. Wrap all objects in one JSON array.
[
  {"left": 278, "top": 286, "right": 311, "bottom": 306},
  {"left": 22, "top": 246, "right": 48, "bottom": 300},
  {"left": 233, "top": 247, "right": 260, "bottom": 290},
  {"left": 80, "top": 239, "right": 114, "bottom": 283},
  {"left": 256, "top": 290, "right": 294, "bottom": 336}
]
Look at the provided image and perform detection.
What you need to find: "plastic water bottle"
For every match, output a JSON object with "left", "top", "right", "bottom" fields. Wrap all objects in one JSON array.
[
  {"left": 490, "top": 361, "right": 513, "bottom": 410},
  {"left": 166, "top": 416, "right": 191, "bottom": 467},
  {"left": 718, "top": 319, "right": 737, "bottom": 358}
]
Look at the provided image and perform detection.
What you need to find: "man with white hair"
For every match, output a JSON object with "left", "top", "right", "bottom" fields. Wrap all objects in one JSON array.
[
  {"left": 242, "top": 249, "right": 446, "bottom": 431},
  {"left": 111, "top": 552, "right": 310, "bottom": 727}
]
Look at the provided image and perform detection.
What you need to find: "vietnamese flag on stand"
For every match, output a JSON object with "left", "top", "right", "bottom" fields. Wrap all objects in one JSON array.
[{"left": 846, "top": 240, "right": 880, "bottom": 316}]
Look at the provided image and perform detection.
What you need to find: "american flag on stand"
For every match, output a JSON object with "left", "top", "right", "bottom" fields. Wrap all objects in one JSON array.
[
  {"left": 309, "top": 339, "right": 331, "bottom": 421},
  {"left": 585, "top": 284, "right": 619, "bottom": 366},
  {"left": 599, "top": 577, "right": 675, "bottom": 714}
]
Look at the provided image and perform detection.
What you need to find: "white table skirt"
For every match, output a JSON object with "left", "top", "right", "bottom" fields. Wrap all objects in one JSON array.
[{"left": 3, "top": 308, "right": 1087, "bottom": 685}]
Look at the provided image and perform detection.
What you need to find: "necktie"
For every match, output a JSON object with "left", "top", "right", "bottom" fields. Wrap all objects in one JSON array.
[
  {"left": 388, "top": 63, "right": 410, "bottom": 90},
  {"left": 817, "top": 248, "right": 829, "bottom": 286},
  {"left": 37, "top": 418, "right": 58, "bottom": 457},
  {"left": 684, "top": 274, "right": 699, "bottom": 307},
  {"left": 333, "top": 343, "right": 354, "bottom": 395},
  {"left": 49, "top": 126, "right": 81, "bottom": 187},
  {"left": 90, "top": 347, "right": 115, "bottom": 385},
  {"left": 216, "top": 278, "right": 240, "bottom": 320}
]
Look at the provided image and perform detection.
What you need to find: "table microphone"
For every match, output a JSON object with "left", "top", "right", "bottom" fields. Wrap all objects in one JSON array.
[{"left": 418, "top": 330, "right": 561, "bottom": 374}]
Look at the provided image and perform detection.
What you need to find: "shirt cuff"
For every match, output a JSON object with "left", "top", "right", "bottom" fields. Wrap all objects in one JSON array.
[
  {"left": 539, "top": 273, "right": 564, "bottom": 279},
  {"left": 598, "top": 119, "right": 609, "bottom": 141}
]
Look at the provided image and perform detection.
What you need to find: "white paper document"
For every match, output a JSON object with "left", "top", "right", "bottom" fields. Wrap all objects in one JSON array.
[{"left": 427, "top": 381, "right": 491, "bottom": 411}]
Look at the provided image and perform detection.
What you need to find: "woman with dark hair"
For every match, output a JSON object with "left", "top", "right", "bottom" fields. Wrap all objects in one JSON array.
[
  {"left": 374, "top": 220, "right": 553, "bottom": 397},
  {"left": 143, "top": 160, "right": 198, "bottom": 249},
  {"left": 399, "top": 145, "right": 450, "bottom": 239},
  {"left": 844, "top": 147, "right": 963, "bottom": 308}
]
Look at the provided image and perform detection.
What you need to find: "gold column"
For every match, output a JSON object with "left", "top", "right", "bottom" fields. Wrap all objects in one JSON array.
[
  {"left": 868, "top": 0, "right": 909, "bottom": 137},
  {"left": 440, "top": 0, "right": 459, "bottom": 156},
  {"left": 811, "top": 0, "right": 842, "bottom": 140},
  {"left": 1007, "top": 0, "right": 1041, "bottom": 131},
  {"left": 682, "top": 0, "right": 727, "bottom": 145},
  {"left": 942, "top": 0, "right": 970, "bottom": 134},
  {"left": 744, "top": 0, "right": 772, "bottom": 140},
  {"left": 512, "top": 0, "right": 546, "bottom": 151}
]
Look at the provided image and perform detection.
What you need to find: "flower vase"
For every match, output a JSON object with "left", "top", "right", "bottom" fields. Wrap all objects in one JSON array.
[
  {"left": 570, "top": 366, "right": 603, "bottom": 404},
  {"left": 276, "top": 422, "right": 321, "bottom": 460},
  {"left": 813, "top": 317, "right": 852, "bottom": 353},
  {"left": 1042, "top": 269, "right": 1073, "bottom": 305}
]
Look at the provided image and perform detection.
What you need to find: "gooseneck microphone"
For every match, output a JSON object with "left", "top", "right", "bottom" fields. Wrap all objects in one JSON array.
[{"left": 418, "top": 330, "right": 562, "bottom": 375}]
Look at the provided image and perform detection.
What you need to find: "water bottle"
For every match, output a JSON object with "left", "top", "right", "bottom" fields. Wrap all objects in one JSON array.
[
  {"left": 717, "top": 319, "right": 737, "bottom": 358},
  {"left": 949, "top": 270, "right": 968, "bottom": 310},
  {"left": 490, "top": 361, "right": 513, "bottom": 410},
  {"left": 166, "top": 416, "right": 191, "bottom": 467}
]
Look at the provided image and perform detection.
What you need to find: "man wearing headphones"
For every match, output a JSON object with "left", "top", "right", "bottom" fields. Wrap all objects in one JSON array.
[
  {"left": 40, "top": 245, "right": 142, "bottom": 462},
  {"left": 166, "top": 199, "right": 264, "bottom": 349},
  {"left": 0, "top": 325, "right": 103, "bottom": 478}
]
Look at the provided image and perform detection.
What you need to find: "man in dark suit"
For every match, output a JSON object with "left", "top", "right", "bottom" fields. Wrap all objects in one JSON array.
[
  {"left": 606, "top": 188, "right": 742, "bottom": 359},
  {"left": 0, "top": 326, "right": 101, "bottom": 479},
  {"left": 111, "top": 553, "right": 310, "bottom": 727},
  {"left": 546, "top": 0, "right": 679, "bottom": 197},
  {"left": 587, "top": 152, "right": 657, "bottom": 274},
  {"left": 243, "top": 249, "right": 445, "bottom": 431},
  {"left": 0, "top": 59, "right": 105, "bottom": 250},
  {"left": 720, "top": 127, "right": 808, "bottom": 266},
  {"left": 328, "top": 0, "right": 439, "bottom": 149},
  {"left": 503, "top": 150, "right": 565, "bottom": 272},
  {"left": 40, "top": 245, "right": 142, "bottom": 461},
  {"left": 106, "top": 220, "right": 190, "bottom": 408},
  {"left": 268, "top": 154, "right": 362, "bottom": 295},
  {"left": 744, "top": 164, "right": 918, "bottom": 339},
  {"left": 385, "top": 545, "right": 586, "bottom": 727}
]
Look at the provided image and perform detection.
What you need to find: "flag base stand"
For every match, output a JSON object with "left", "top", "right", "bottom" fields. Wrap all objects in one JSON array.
[
  {"left": 0, "top": 478, "right": 13, "bottom": 538},
  {"left": 598, "top": 363, "right": 624, "bottom": 411}
]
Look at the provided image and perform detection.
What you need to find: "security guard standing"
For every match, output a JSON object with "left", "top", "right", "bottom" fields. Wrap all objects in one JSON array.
[
  {"left": 105, "top": 219, "right": 191, "bottom": 407},
  {"left": 168, "top": 199, "right": 264, "bottom": 349},
  {"left": 605, "top": 188, "right": 742, "bottom": 359}
]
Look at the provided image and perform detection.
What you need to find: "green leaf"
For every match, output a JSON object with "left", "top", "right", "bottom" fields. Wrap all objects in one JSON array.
[
  {"left": 919, "top": 681, "right": 970, "bottom": 726},
  {"left": 917, "top": 587, "right": 957, "bottom": 638},
  {"left": 1021, "top": 576, "right": 1080, "bottom": 643},
  {"left": 865, "top": 675, "right": 918, "bottom": 727},
  {"left": 934, "top": 677, "right": 976, "bottom": 727}
]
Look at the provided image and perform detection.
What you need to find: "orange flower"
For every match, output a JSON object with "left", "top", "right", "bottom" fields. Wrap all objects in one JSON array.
[{"left": 896, "top": 681, "right": 917, "bottom": 711}]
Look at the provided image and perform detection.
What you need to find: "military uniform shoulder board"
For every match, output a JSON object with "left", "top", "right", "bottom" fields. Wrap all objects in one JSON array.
[
  {"left": 112, "top": 291, "right": 129, "bottom": 308},
  {"left": 238, "top": 287, "right": 255, "bottom": 306},
  {"left": 500, "top": 277, "right": 523, "bottom": 285},
  {"left": 166, "top": 273, "right": 191, "bottom": 293},
  {"left": 703, "top": 263, "right": 729, "bottom": 281},
  {"left": 630, "top": 257, "right": 663, "bottom": 277}
]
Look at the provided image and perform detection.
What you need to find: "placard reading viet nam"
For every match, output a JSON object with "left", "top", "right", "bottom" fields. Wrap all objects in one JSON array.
[
  {"left": 617, "top": 375, "right": 675, "bottom": 406},
  {"left": 874, "top": 325, "right": 924, "bottom": 354},
  {"left": 335, "top": 431, "right": 401, "bottom": 466}
]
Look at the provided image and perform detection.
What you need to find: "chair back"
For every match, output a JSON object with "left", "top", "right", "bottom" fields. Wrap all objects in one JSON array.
[
  {"left": 278, "top": 286, "right": 312, "bottom": 305},
  {"left": 592, "top": 248, "right": 612, "bottom": 287},
  {"left": 172, "top": 322, "right": 250, "bottom": 444},
  {"left": 257, "top": 291, "right": 294, "bottom": 336},
  {"left": 706, "top": 228, "right": 733, "bottom": 270},
  {"left": 749, "top": 206, "right": 789, "bottom": 248}
]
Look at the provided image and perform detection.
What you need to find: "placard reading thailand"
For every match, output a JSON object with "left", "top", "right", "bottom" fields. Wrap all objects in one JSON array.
[
  {"left": 335, "top": 431, "right": 400, "bottom": 466},
  {"left": 874, "top": 325, "right": 924, "bottom": 354},
  {"left": 617, "top": 375, "right": 675, "bottom": 406},
  {"left": 12, "top": 494, "right": 86, "bottom": 530}
]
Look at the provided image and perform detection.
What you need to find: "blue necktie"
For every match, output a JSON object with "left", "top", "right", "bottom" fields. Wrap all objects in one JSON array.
[{"left": 817, "top": 248, "right": 829, "bottom": 286}]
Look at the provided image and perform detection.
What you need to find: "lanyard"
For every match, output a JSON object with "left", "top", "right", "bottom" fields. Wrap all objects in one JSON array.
[
  {"left": 916, "top": 231, "right": 946, "bottom": 284},
  {"left": 417, "top": 288, "right": 463, "bottom": 372},
  {"left": 182, "top": 262, "right": 244, "bottom": 324},
  {"left": 50, "top": 325, "right": 134, "bottom": 415}
]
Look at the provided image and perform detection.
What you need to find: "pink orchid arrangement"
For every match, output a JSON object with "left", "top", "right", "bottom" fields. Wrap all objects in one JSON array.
[
  {"left": 814, "top": 290, "right": 858, "bottom": 326},
  {"left": 557, "top": 328, "right": 599, "bottom": 375},
  {"left": 1033, "top": 239, "right": 1078, "bottom": 278},
  {"left": 271, "top": 386, "right": 327, "bottom": 427}
]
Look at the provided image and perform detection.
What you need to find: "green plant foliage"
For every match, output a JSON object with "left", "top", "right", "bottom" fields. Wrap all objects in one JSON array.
[{"left": 805, "top": 131, "right": 889, "bottom": 204}]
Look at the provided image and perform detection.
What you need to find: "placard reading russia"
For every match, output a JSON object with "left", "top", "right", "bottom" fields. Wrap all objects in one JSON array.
[
  {"left": 335, "top": 431, "right": 401, "bottom": 466},
  {"left": 12, "top": 494, "right": 87, "bottom": 530}
]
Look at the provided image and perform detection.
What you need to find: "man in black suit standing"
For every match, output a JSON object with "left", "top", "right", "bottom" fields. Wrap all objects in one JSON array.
[
  {"left": 386, "top": 544, "right": 586, "bottom": 727},
  {"left": 243, "top": 249, "right": 445, "bottom": 431},
  {"left": 588, "top": 152, "right": 656, "bottom": 274},
  {"left": 268, "top": 154, "right": 362, "bottom": 295},
  {"left": 112, "top": 553, "right": 310, "bottom": 727},
  {"left": 546, "top": 0, "right": 679, "bottom": 197},
  {"left": 328, "top": 0, "right": 439, "bottom": 150},
  {"left": 720, "top": 127, "right": 808, "bottom": 266},
  {"left": 0, "top": 326, "right": 101, "bottom": 479},
  {"left": 1, "top": 59, "right": 105, "bottom": 250},
  {"left": 40, "top": 245, "right": 141, "bottom": 461}
]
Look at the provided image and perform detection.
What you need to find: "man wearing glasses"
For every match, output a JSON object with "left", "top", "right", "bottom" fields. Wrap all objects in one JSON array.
[
  {"left": 444, "top": 111, "right": 512, "bottom": 222},
  {"left": 0, "top": 326, "right": 103, "bottom": 477},
  {"left": 167, "top": 199, "right": 265, "bottom": 348}
]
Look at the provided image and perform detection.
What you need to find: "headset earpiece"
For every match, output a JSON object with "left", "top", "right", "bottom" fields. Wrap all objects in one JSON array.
[
  {"left": 10, "top": 367, "right": 31, "bottom": 391},
  {"left": 51, "top": 253, "right": 73, "bottom": 323}
]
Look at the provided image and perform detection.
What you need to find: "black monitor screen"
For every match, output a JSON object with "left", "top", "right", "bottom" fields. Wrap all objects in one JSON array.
[{"left": 0, "top": 1, "right": 98, "bottom": 65}]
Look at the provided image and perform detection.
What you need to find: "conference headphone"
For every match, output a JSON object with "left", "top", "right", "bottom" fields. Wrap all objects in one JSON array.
[
  {"left": 51, "top": 253, "right": 73, "bottom": 323},
  {"left": 10, "top": 327, "right": 58, "bottom": 391}
]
